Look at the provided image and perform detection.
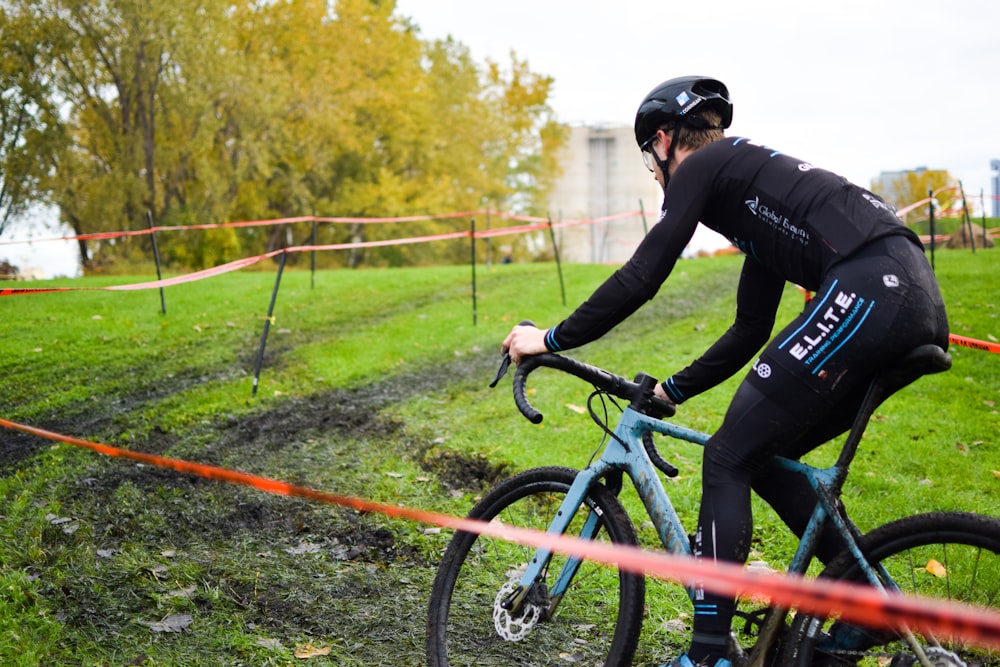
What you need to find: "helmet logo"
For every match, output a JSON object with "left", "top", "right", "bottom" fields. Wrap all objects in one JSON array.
[{"left": 675, "top": 91, "right": 691, "bottom": 107}]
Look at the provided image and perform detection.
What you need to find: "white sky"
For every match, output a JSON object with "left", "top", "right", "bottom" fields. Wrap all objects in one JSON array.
[
  {"left": 397, "top": 0, "right": 1000, "bottom": 211},
  {"left": 8, "top": 1, "right": 998, "bottom": 277}
]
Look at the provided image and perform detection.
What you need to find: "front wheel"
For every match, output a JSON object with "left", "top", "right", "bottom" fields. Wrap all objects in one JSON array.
[
  {"left": 780, "top": 511, "right": 1000, "bottom": 667},
  {"left": 426, "top": 466, "right": 645, "bottom": 667}
]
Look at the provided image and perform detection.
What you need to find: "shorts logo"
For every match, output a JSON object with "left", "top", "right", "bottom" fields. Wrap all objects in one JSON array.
[
  {"left": 883, "top": 274, "right": 899, "bottom": 288},
  {"left": 779, "top": 284, "right": 877, "bottom": 377},
  {"left": 754, "top": 360, "right": 772, "bottom": 379}
]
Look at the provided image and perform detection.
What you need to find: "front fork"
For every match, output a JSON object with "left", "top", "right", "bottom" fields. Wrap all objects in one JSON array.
[
  {"left": 501, "top": 464, "right": 609, "bottom": 618},
  {"left": 505, "top": 409, "right": 700, "bottom": 618}
]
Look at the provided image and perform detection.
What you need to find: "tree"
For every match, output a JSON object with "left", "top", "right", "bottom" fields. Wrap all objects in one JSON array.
[
  {"left": 1, "top": 0, "right": 566, "bottom": 271},
  {"left": 0, "top": 5, "right": 67, "bottom": 237},
  {"left": 871, "top": 167, "right": 956, "bottom": 225}
]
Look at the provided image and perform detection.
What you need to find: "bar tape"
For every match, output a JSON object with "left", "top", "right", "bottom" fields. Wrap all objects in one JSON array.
[{"left": 1, "top": 416, "right": 999, "bottom": 649}]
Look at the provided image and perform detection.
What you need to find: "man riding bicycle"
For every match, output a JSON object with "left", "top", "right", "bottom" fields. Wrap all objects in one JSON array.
[{"left": 503, "top": 75, "right": 949, "bottom": 667}]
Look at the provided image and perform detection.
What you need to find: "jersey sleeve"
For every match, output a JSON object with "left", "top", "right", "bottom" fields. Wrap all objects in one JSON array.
[
  {"left": 544, "top": 161, "right": 713, "bottom": 353},
  {"left": 661, "top": 257, "right": 784, "bottom": 403},
  {"left": 545, "top": 206, "right": 700, "bottom": 352}
]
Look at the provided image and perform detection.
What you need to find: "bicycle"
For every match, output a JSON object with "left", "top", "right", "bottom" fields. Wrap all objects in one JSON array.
[{"left": 425, "top": 343, "right": 1000, "bottom": 667}]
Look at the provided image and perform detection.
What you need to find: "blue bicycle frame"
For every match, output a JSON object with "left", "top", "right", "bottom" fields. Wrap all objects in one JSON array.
[{"left": 514, "top": 404, "right": 890, "bottom": 615}]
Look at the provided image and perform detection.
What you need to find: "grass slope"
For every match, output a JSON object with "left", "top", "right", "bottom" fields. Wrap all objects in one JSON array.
[{"left": 0, "top": 250, "right": 996, "bottom": 665}]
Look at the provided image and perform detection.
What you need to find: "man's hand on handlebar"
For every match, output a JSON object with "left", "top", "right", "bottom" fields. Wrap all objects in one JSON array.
[
  {"left": 653, "top": 382, "right": 674, "bottom": 405},
  {"left": 502, "top": 323, "right": 549, "bottom": 366}
]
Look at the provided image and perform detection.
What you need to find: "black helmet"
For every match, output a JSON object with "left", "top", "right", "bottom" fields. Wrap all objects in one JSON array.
[{"left": 634, "top": 76, "right": 733, "bottom": 148}]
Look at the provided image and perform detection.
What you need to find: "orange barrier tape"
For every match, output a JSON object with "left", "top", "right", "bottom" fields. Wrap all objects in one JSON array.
[
  {"left": 0, "top": 211, "right": 651, "bottom": 296},
  {"left": 0, "top": 216, "right": 645, "bottom": 296},
  {"left": 0, "top": 231, "right": 470, "bottom": 296},
  {"left": 949, "top": 333, "right": 1000, "bottom": 354},
  {"left": 2, "top": 416, "right": 999, "bottom": 649},
  {"left": 0, "top": 209, "right": 642, "bottom": 248}
]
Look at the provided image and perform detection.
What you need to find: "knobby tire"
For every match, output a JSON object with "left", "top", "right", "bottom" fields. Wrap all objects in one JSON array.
[
  {"left": 426, "top": 466, "right": 645, "bottom": 667},
  {"left": 780, "top": 511, "right": 1000, "bottom": 667}
]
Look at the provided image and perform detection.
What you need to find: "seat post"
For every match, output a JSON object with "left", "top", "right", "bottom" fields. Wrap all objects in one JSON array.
[
  {"left": 831, "top": 344, "right": 951, "bottom": 486},
  {"left": 831, "top": 377, "right": 889, "bottom": 484}
]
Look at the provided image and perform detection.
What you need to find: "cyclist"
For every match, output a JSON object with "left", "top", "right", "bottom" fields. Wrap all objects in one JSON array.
[{"left": 502, "top": 75, "right": 949, "bottom": 667}]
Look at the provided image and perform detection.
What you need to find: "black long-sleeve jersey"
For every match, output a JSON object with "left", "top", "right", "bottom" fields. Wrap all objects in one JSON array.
[{"left": 543, "top": 136, "right": 923, "bottom": 403}]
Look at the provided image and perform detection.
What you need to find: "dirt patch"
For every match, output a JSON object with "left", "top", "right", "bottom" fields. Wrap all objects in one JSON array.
[
  {"left": 0, "top": 429, "right": 51, "bottom": 471},
  {"left": 23, "top": 352, "right": 503, "bottom": 532},
  {"left": 421, "top": 448, "right": 511, "bottom": 492},
  {"left": 6, "top": 345, "right": 510, "bottom": 663}
]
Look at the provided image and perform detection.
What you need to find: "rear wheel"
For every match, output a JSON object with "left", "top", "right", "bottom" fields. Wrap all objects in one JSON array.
[
  {"left": 780, "top": 512, "right": 1000, "bottom": 666},
  {"left": 426, "top": 466, "right": 645, "bottom": 667}
]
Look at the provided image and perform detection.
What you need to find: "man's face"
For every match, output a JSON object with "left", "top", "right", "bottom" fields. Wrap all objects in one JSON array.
[{"left": 642, "top": 134, "right": 667, "bottom": 192}]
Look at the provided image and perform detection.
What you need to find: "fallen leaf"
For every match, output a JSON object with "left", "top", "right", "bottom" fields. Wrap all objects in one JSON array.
[
  {"left": 746, "top": 560, "right": 777, "bottom": 575},
  {"left": 257, "top": 638, "right": 283, "bottom": 650},
  {"left": 145, "top": 614, "right": 193, "bottom": 633},
  {"left": 663, "top": 616, "right": 689, "bottom": 633},
  {"left": 926, "top": 559, "right": 948, "bottom": 577},
  {"left": 285, "top": 542, "right": 322, "bottom": 555},
  {"left": 146, "top": 565, "right": 168, "bottom": 578},
  {"left": 167, "top": 587, "right": 196, "bottom": 599},
  {"left": 294, "top": 643, "right": 331, "bottom": 658},
  {"left": 992, "top": 470, "right": 1000, "bottom": 480},
  {"left": 384, "top": 472, "right": 403, "bottom": 478},
  {"left": 565, "top": 404, "right": 586, "bottom": 414}
]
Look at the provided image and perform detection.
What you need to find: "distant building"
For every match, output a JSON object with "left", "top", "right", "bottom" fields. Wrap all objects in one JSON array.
[
  {"left": 546, "top": 125, "right": 730, "bottom": 263},
  {"left": 872, "top": 166, "right": 951, "bottom": 213},
  {"left": 545, "top": 125, "right": 659, "bottom": 264}
]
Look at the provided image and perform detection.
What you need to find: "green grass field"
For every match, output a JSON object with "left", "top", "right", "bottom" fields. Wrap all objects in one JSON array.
[{"left": 0, "top": 249, "right": 996, "bottom": 665}]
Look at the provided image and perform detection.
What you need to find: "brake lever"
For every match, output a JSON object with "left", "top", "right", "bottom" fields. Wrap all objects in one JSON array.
[
  {"left": 490, "top": 319, "right": 534, "bottom": 388},
  {"left": 489, "top": 352, "right": 512, "bottom": 388}
]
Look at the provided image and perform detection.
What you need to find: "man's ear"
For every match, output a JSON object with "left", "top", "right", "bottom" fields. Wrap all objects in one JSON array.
[{"left": 656, "top": 128, "right": 671, "bottom": 154}]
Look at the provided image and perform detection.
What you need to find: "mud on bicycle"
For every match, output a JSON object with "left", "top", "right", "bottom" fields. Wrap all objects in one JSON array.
[{"left": 425, "top": 345, "right": 1000, "bottom": 667}]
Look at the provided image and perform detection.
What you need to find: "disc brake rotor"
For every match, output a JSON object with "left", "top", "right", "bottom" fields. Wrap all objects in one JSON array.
[
  {"left": 924, "top": 646, "right": 967, "bottom": 667},
  {"left": 493, "top": 579, "right": 543, "bottom": 641}
]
